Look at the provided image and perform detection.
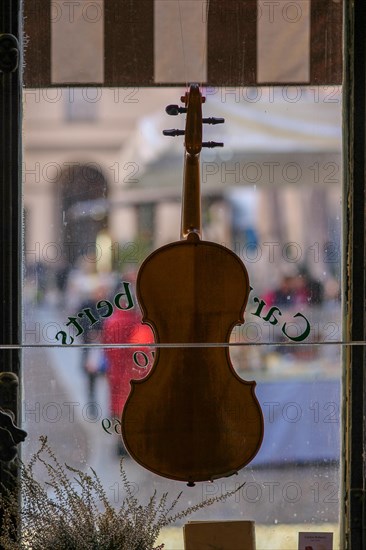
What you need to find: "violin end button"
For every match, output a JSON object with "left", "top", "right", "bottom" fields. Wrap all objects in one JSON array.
[{"left": 187, "top": 480, "right": 195, "bottom": 487}]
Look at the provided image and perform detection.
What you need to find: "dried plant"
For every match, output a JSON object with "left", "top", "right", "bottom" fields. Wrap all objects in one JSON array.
[{"left": 0, "top": 436, "right": 243, "bottom": 549}]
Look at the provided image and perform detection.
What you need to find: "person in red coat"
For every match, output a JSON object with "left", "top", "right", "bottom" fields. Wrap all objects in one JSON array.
[{"left": 103, "top": 306, "right": 154, "bottom": 454}]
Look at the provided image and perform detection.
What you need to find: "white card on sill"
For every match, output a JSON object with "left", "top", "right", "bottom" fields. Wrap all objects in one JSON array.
[{"left": 298, "top": 532, "right": 333, "bottom": 550}]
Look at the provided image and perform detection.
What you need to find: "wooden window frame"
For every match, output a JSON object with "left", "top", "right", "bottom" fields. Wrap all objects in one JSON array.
[{"left": 0, "top": 1, "right": 365, "bottom": 547}]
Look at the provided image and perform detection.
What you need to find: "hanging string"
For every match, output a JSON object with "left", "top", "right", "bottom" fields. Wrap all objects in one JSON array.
[
  {"left": 177, "top": 0, "right": 189, "bottom": 92},
  {"left": 177, "top": 0, "right": 210, "bottom": 94},
  {"left": 200, "top": 0, "right": 210, "bottom": 92}
]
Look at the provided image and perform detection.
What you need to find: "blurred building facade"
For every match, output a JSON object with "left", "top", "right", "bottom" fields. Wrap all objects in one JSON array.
[{"left": 23, "top": 87, "right": 342, "bottom": 296}]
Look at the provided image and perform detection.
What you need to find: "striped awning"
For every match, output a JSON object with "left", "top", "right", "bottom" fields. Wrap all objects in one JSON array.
[{"left": 24, "top": 0, "right": 342, "bottom": 87}]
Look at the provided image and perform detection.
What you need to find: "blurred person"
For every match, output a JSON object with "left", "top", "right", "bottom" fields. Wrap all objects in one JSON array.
[
  {"left": 24, "top": 261, "right": 49, "bottom": 304},
  {"left": 78, "top": 284, "right": 110, "bottom": 416},
  {"left": 263, "top": 265, "right": 323, "bottom": 308},
  {"left": 260, "top": 265, "right": 325, "bottom": 363},
  {"left": 63, "top": 254, "right": 116, "bottom": 413},
  {"left": 64, "top": 253, "right": 115, "bottom": 313},
  {"left": 53, "top": 256, "right": 71, "bottom": 307},
  {"left": 80, "top": 326, "right": 106, "bottom": 414},
  {"left": 262, "top": 272, "right": 304, "bottom": 308},
  {"left": 103, "top": 303, "right": 154, "bottom": 456},
  {"left": 298, "top": 265, "right": 324, "bottom": 305},
  {"left": 324, "top": 276, "right": 341, "bottom": 304}
]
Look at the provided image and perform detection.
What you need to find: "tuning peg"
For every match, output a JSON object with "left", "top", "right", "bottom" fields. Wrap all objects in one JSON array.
[
  {"left": 163, "top": 129, "right": 185, "bottom": 137},
  {"left": 166, "top": 104, "right": 187, "bottom": 116},
  {"left": 202, "top": 117, "right": 225, "bottom": 125},
  {"left": 202, "top": 141, "right": 224, "bottom": 148}
]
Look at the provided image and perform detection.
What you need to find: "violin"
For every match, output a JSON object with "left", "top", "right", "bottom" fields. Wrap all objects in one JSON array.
[{"left": 122, "top": 84, "right": 263, "bottom": 485}]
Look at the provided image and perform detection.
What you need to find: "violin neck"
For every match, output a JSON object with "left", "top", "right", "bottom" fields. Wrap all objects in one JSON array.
[{"left": 181, "top": 151, "right": 201, "bottom": 239}]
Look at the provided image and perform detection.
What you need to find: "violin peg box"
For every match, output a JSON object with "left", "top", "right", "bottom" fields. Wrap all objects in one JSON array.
[{"left": 183, "top": 520, "right": 256, "bottom": 550}]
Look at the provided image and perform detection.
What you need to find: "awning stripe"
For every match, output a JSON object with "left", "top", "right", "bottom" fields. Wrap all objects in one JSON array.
[
  {"left": 154, "top": 0, "right": 207, "bottom": 85},
  {"left": 310, "top": 0, "right": 343, "bottom": 84},
  {"left": 257, "top": 1, "right": 310, "bottom": 84},
  {"left": 23, "top": 0, "right": 343, "bottom": 88},
  {"left": 104, "top": 0, "right": 154, "bottom": 86},
  {"left": 208, "top": 0, "right": 257, "bottom": 86},
  {"left": 51, "top": 0, "right": 104, "bottom": 84},
  {"left": 24, "top": 0, "right": 51, "bottom": 88}
]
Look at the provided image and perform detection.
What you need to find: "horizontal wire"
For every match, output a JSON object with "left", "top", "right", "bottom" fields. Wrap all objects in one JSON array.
[{"left": 0, "top": 341, "right": 365, "bottom": 350}]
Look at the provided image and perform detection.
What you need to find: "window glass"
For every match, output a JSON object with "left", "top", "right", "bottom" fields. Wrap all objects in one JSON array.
[{"left": 22, "top": 85, "right": 343, "bottom": 548}]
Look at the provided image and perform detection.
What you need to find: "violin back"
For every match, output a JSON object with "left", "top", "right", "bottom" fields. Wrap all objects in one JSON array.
[{"left": 122, "top": 236, "right": 264, "bottom": 483}]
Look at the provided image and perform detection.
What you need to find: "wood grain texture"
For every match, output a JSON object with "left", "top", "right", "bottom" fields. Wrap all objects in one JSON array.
[
  {"left": 104, "top": 0, "right": 154, "bottom": 86},
  {"left": 122, "top": 238, "right": 264, "bottom": 483},
  {"left": 23, "top": 0, "right": 51, "bottom": 87},
  {"left": 207, "top": 0, "right": 257, "bottom": 86},
  {"left": 310, "top": 0, "right": 343, "bottom": 84}
]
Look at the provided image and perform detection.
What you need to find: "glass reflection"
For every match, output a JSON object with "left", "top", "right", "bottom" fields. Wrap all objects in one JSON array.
[{"left": 22, "top": 86, "right": 343, "bottom": 549}]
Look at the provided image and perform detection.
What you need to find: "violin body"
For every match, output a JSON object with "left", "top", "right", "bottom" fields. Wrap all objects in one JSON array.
[
  {"left": 122, "top": 85, "right": 263, "bottom": 484},
  {"left": 122, "top": 234, "right": 263, "bottom": 483}
]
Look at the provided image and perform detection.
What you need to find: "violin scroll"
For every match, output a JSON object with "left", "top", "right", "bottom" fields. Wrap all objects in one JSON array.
[{"left": 163, "top": 85, "right": 225, "bottom": 152}]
